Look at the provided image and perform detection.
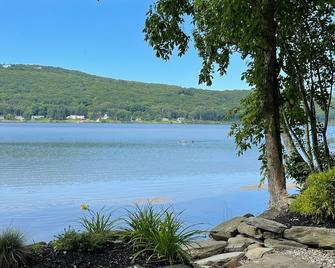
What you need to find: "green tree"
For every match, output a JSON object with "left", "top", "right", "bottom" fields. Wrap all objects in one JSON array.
[{"left": 144, "top": 0, "right": 288, "bottom": 208}]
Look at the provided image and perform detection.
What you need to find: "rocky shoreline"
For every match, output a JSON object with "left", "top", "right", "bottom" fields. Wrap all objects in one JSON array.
[
  {"left": 184, "top": 211, "right": 335, "bottom": 268},
  {"left": 22, "top": 211, "right": 335, "bottom": 268}
]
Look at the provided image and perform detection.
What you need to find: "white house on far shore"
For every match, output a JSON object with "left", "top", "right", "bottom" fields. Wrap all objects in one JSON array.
[
  {"left": 31, "top": 115, "right": 45, "bottom": 120},
  {"left": 66, "top": 115, "right": 85, "bottom": 120}
]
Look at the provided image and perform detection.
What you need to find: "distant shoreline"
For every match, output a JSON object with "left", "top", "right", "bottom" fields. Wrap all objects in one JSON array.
[{"left": 0, "top": 119, "right": 234, "bottom": 125}]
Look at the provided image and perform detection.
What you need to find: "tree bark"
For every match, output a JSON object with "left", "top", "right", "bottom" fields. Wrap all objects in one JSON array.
[{"left": 262, "top": 0, "right": 288, "bottom": 209}]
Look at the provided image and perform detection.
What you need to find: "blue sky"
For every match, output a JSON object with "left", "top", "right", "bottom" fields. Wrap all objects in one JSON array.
[{"left": 0, "top": 0, "right": 248, "bottom": 90}]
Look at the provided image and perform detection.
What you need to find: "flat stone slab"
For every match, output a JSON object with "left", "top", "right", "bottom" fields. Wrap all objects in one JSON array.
[
  {"left": 210, "top": 217, "right": 246, "bottom": 241},
  {"left": 245, "top": 247, "right": 273, "bottom": 260},
  {"left": 243, "top": 217, "right": 287, "bottom": 234},
  {"left": 284, "top": 226, "right": 335, "bottom": 249},
  {"left": 264, "top": 238, "right": 308, "bottom": 249},
  {"left": 239, "top": 253, "right": 319, "bottom": 268},
  {"left": 193, "top": 252, "right": 245, "bottom": 268},
  {"left": 163, "top": 265, "right": 191, "bottom": 268},
  {"left": 226, "top": 235, "right": 261, "bottom": 252},
  {"left": 238, "top": 222, "right": 263, "bottom": 239},
  {"left": 182, "top": 240, "right": 227, "bottom": 259}
]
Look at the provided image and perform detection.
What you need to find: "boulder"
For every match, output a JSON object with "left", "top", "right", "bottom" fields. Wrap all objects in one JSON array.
[
  {"left": 226, "top": 235, "right": 261, "bottom": 252},
  {"left": 210, "top": 217, "right": 246, "bottom": 241},
  {"left": 237, "top": 222, "right": 263, "bottom": 239},
  {"left": 284, "top": 226, "right": 335, "bottom": 249},
  {"left": 163, "top": 265, "right": 191, "bottom": 268},
  {"left": 238, "top": 253, "right": 319, "bottom": 268},
  {"left": 264, "top": 238, "right": 308, "bottom": 249},
  {"left": 247, "top": 243, "right": 264, "bottom": 250},
  {"left": 243, "top": 217, "right": 287, "bottom": 234},
  {"left": 262, "top": 231, "right": 281, "bottom": 239},
  {"left": 245, "top": 247, "right": 273, "bottom": 260},
  {"left": 182, "top": 240, "right": 227, "bottom": 259},
  {"left": 224, "top": 259, "right": 242, "bottom": 268},
  {"left": 193, "top": 252, "right": 245, "bottom": 268}
]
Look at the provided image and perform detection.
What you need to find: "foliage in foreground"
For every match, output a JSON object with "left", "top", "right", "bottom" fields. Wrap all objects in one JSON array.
[
  {"left": 124, "top": 203, "right": 202, "bottom": 265},
  {"left": 292, "top": 168, "right": 335, "bottom": 221},
  {"left": 52, "top": 227, "right": 113, "bottom": 252},
  {"left": 52, "top": 205, "right": 118, "bottom": 251},
  {"left": 80, "top": 205, "right": 119, "bottom": 234},
  {"left": 0, "top": 229, "right": 26, "bottom": 268}
]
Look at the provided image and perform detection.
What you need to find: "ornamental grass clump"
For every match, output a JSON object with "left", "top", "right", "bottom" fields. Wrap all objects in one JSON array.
[
  {"left": 292, "top": 168, "right": 335, "bottom": 221},
  {"left": 0, "top": 229, "right": 27, "bottom": 268},
  {"left": 52, "top": 204, "right": 119, "bottom": 252},
  {"left": 124, "top": 203, "right": 202, "bottom": 265},
  {"left": 80, "top": 204, "right": 119, "bottom": 234}
]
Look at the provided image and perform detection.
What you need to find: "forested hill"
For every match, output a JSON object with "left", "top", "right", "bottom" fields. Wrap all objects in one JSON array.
[{"left": 0, "top": 64, "right": 249, "bottom": 122}]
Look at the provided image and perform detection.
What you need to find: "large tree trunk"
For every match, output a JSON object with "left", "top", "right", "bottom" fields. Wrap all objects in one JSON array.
[{"left": 262, "top": 0, "right": 288, "bottom": 209}]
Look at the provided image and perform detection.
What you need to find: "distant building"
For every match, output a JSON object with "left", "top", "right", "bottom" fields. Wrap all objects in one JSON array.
[
  {"left": 176, "top": 117, "right": 185, "bottom": 123},
  {"left": 15, "top": 116, "right": 24, "bottom": 121},
  {"left": 2, "top": 64, "right": 11, "bottom": 68},
  {"left": 161, "top": 118, "right": 169, "bottom": 122},
  {"left": 0, "top": 116, "right": 4, "bottom": 120},
  {"left": 31, "top": 115, "right": 45, "bottom": 120},
  {"left": 66, "top": 115, "right": 85, "bottom": 120},
  {"left": 102, "top": 114, "right": 109, "bottom": 120}
]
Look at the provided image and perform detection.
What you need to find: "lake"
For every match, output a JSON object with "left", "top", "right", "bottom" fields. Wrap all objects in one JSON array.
[{"left": 0, "top": 123, "right": 271, "bottom": 242}]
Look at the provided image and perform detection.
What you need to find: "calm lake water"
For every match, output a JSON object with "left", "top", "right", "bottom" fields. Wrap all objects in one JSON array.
[{"left": 1, "top": 123, "right": 274, "bottom": 242}]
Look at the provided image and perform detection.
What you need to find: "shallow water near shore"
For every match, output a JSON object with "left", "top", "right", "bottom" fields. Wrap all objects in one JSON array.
[{"left": 0, "top": 123, "right": 300, "bottom": 242}]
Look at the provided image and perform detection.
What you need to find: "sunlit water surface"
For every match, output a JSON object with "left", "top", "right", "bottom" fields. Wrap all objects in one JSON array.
[{"left": 0, "top": 123, "right": 313, "bottom": 242}]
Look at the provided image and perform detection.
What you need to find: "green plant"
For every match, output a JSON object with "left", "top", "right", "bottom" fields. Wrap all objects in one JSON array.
[
  {"left": 52, "top": 227, "right": 82, "bottom": 251},
  {"left": 292, "top": 168, "right": 335, "bottom": 220},
  {"left": 124, "top": 203, "right": 202, "bottom": 265},
  {"left": 0, "top": 229, "right": 26, "bottom": 268},
  {"left": 80, "top": 204, "right": 119, "bottom": 234},
  {"left": 52, "top": 227, "right": 111, "bottom": 252}
]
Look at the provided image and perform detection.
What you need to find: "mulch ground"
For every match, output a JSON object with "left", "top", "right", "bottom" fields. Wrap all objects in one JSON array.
[
  {"left": 24, "top": 241, "right": 170, "bottom": 268},
  {"left": 274, "top": 211, "right": 335, "bottom": 229}
]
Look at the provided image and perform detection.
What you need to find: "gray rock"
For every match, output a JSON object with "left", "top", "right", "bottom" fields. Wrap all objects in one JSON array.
[
  {"left": 245, "top": 247, "right": 273, "bottom": 260},
  {"left": 224, "top": 259, "right": 242, "bottom": 267},
  {"left": 210, "top": 217, "right": 246, "bottom": 241},
  {"left": 226, "top": 235, "right": 261, "bottom": 252},
  {"left": 238, "top": 253, "right": 319, "bottom": 268},
  {"left": 163, "top": 265, "right": 191, "bottom": 268},
  {"left": 263, "top": 231, "right": 281, "bottom": 239},
  {"left": 193, "top": 252, "right": 245, "bottom": 268},
  {"left": 264, "top": 238, "right": 308, "bottom": 249},
  {"left": 247, "top": 243, "right": 264, "bottom": 250},
  {"left": 284, "top": 226, "right": 335, "bottom": 249},
  {"left": 243, "top": 217, "right": 287, "bottom": 234},
  {"left": 182, "top": 240, "right": 227, "bottom": 259},
  {"left": 237, "top": 222, "right": 263, "bottom": 239}
]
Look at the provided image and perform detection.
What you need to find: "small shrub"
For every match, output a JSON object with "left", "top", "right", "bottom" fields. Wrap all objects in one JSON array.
[
  {"left": 124, "top": 203, "right": 202, "bottom": 265},
  {"left": 52, "top": 227, "right": 110, "bottom": 251},
  {"left": 80, "top": 204, "right": 118, "bottom": 234},
  {"left": 0, "top": 229, "right": 26, "bottom": 268},
  {"left": 52, "top": 227, "right": 82, "bottom": 251},
  {"left": 292, "top": 168, "right": 335, "bottom": 220}
]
